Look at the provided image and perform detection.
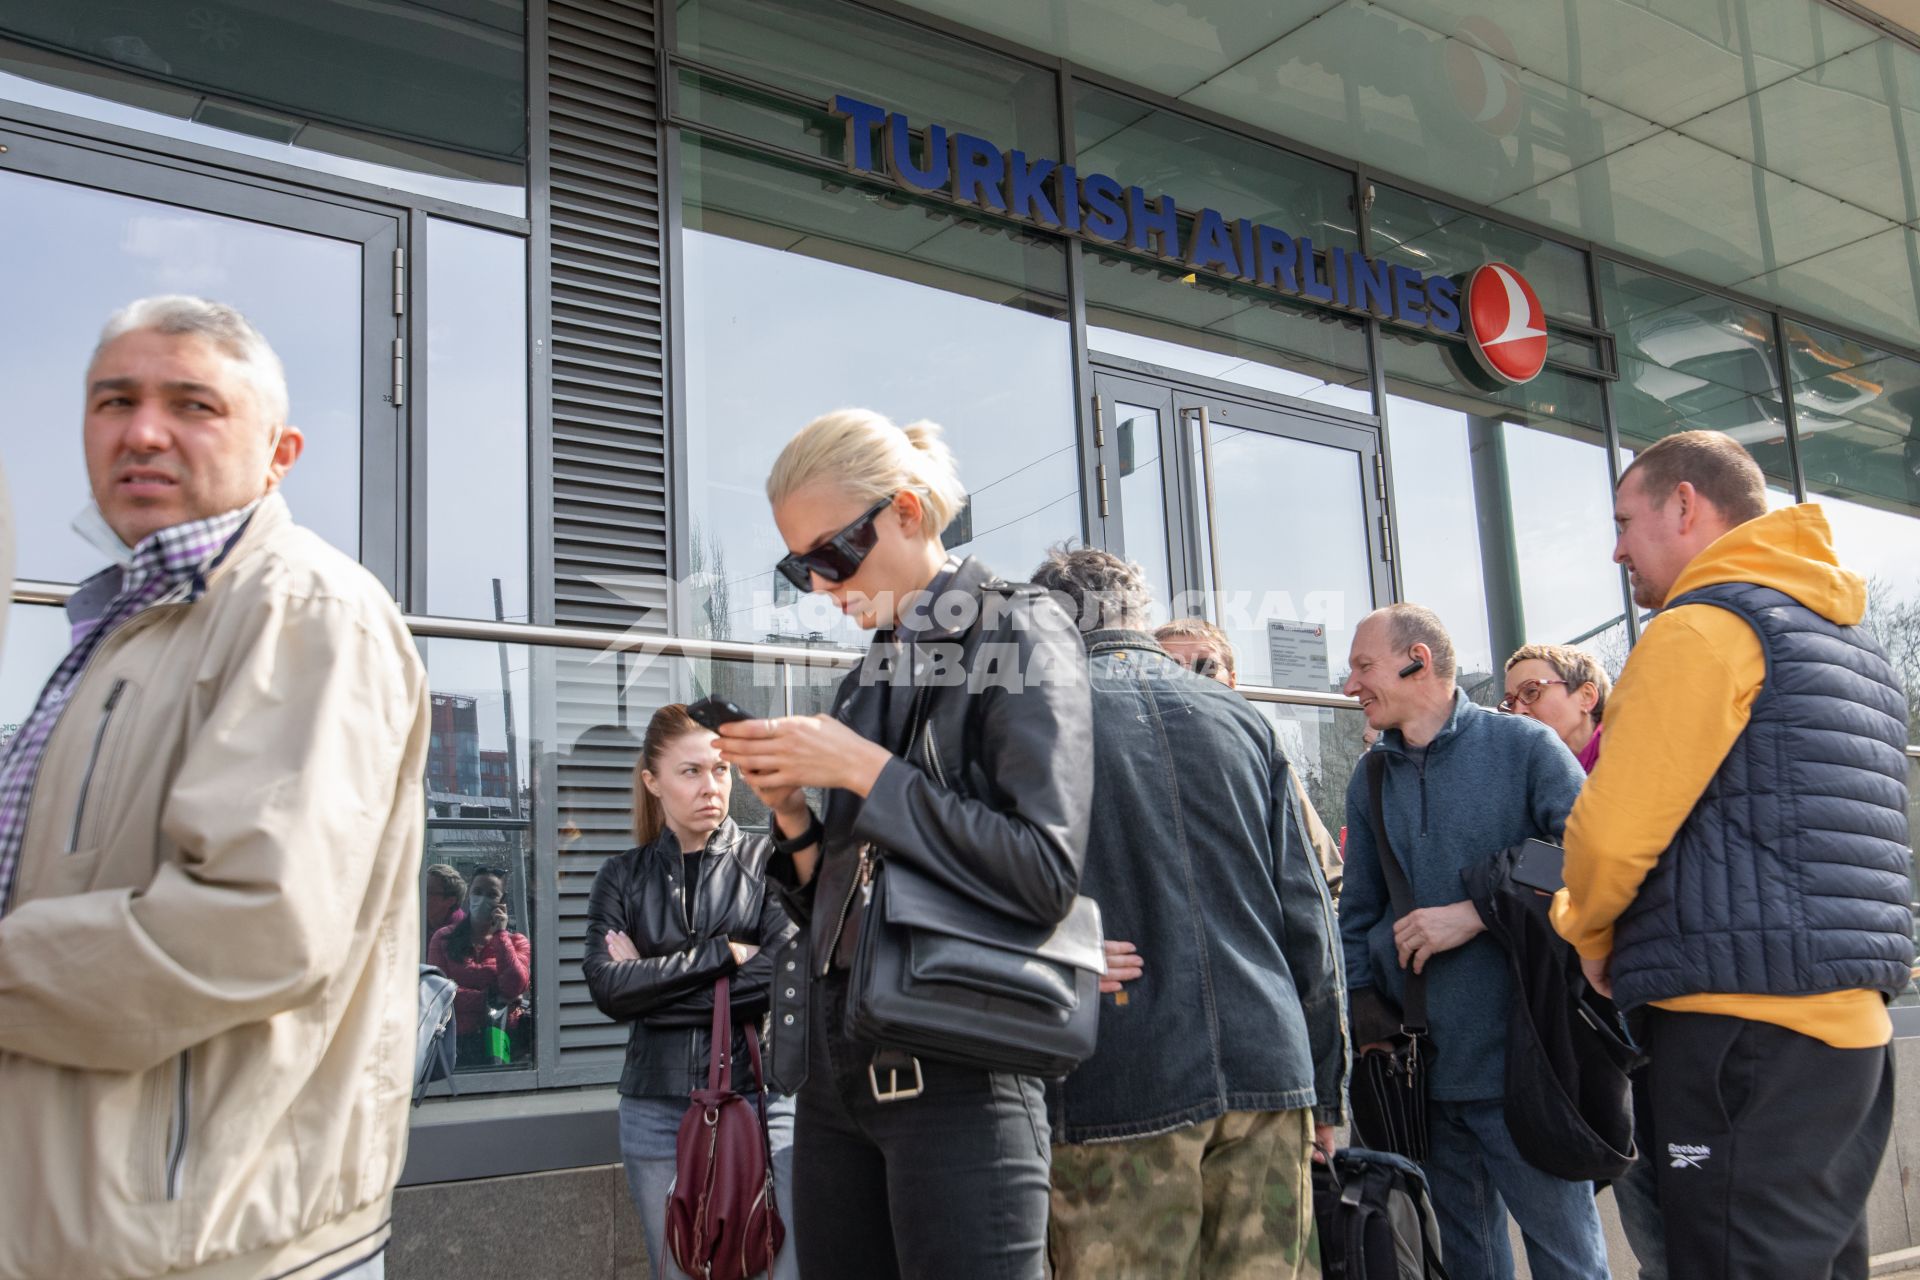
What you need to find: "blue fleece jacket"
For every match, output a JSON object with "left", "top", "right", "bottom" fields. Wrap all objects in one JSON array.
[{"left": 1340, "top": 690, "right": 1585, "bottom": 1101}]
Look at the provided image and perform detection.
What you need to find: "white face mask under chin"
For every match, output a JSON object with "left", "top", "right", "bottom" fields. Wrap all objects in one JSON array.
[{"left": 71, "top": 501, "right": 136, "bottom": 567}]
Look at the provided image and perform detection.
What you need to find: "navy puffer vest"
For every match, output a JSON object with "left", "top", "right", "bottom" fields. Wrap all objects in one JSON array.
[{"left": 1611, "top": 581, "right": 1915, "bottom": 1011}]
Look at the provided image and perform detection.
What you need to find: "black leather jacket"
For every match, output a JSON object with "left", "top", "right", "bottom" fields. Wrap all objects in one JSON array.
[
  {"left": 767, "top": 556, "right": 1095, "bottom": 1087},
  {"left": 582, "top": 819, "right": 798, "bottom": 1098}
]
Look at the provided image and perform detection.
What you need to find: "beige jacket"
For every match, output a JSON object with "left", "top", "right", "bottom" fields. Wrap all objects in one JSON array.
[
  {"left": 1291, "top": 772, "right": 1343, "bottom": 902},
  {"left": 0, "top": 494, "right": 429, "bottom": 1280}
]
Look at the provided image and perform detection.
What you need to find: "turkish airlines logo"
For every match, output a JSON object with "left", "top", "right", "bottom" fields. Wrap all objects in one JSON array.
[{"left": 1465, "top": 262, "right": 1548, "bottom": 385}]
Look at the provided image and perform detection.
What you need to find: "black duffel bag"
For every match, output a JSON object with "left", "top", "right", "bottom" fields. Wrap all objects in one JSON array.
[{"left": 846, "top": 852, "right": 1105, "bottom": 1078}]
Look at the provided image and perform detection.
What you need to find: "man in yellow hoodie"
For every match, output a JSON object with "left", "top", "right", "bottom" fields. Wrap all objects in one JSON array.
[{"left": 1552, "top": 430, "right": 1913, "bottom": 1280}]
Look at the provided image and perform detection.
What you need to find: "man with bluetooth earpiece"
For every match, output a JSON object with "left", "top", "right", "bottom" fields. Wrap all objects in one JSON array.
[{"left": 1337, "top": 604, "right": 1606, "bottom": 1280}]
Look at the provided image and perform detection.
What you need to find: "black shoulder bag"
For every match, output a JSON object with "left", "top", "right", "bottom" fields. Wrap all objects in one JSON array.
[
  {"left": 1348, "top": 752, "right": 1433, "bottom": 1161},
  {"left": 843, "top": 656, "right": 1105, "bottom": 1084}
]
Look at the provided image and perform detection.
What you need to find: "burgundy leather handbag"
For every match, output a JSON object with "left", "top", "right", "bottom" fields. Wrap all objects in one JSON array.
[{"left": 665, "top": 976, "right": 785, "bottom": 1279}]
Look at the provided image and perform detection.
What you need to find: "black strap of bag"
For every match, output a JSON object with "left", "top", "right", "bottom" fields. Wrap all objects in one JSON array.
[
  {"left": 1349, "top": 752, "right": 1433, "bottom": 1162},
  {"left": 1366, "top": 753, "right": 1426, "bottom": 1034},
  {"left": 841, "top": 617, "right": 1106, "bottom": 1084}
]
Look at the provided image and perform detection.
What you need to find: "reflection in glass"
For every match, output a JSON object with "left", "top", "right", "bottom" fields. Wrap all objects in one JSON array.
[
  {"left": 1600, "top": 260, "right": 1793, "bottom": 483},
  {"left": 1074, "top": 84, "right": 1358, "bottom": 256},
  {"left": 1785, "top": 320, "right": 1920, "bottom": 514},
  {"left": 425, "top": 840, "right": 535, "bottom": 1072},
  {"left": 1384, "top": 395, "right": 1494, "bottom": 684},
  {"left": 1187, "top": 418, "right": 1375, "bottom": 689},
  {"left": 426, "top": 219, "right": 529, "bottom": 622},
  {"left": 1090, "top": 247, "right": 1374, "bottom": 408},
  {"left": 0, "top": 11, "right": 525, "bottom": 215},
  {"left": 677, "top": 0, "right": 1057, "bottom": 154},
  {"left": 1386, "top": 394, "right": 1627, "bottom": 696},
  {"left": 1086, "top": 255, "right": 1373, "bottom": 413},
  {"left": 1370, "top": 185, "right": 1592, "bottom": 325},
  {"left": 1260, "top": 702, "right": 1374, "bottom": 855},
  {"left": 0, "top": 604, "right": 69, "bottom": 753},
  {"left": 1114, "top": 403, "right": 1173, "bottom": 605},
  {"left": 422, "top": 637, "right": 534, "bottom": 1076},
  {"left": 0, "top": 168, "right": 362, "bottom": 583},
  {"left": 1500, "top": 422, "right": 1633, "bottom": 674},
  {"left": 1071, "top": 79, "right": 1368, "bottom": 410},
  {"left": 1779, "top": 319, "right": 1920, "bottom": 746},
  {"left": 1382, "top": 325, "right": 1604, "bottom": 433},
  {"left": 1820, "top": 495, "right": 1920, "bottom": 748},
  {"left": 680, "top": 139, "right": 1079, "bottom": 647}
]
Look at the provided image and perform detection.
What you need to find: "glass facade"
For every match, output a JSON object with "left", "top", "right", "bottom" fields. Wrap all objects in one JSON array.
[
  {"left": 425, "top": 219, "right": 530, "bottom": 622},
  {"left": 0, "top": 5, "right": 527, "bottom": 214},
  {"left": 0, "top": 166, "right": 366, "bottom": 582},
  {"left": 1, "top": 0, "right": 1918, "bottom": 1158},
  {"left": 1602, "top": 258, "right": 1797, "bottom": 485},
  {"left": 678, "top": 138, "right": 1080, "bottom": 646}
]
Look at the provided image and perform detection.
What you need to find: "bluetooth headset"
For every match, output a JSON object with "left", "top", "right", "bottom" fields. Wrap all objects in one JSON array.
[{"left": 1397, "top": 653, "right": 1426, "bottom": 679}]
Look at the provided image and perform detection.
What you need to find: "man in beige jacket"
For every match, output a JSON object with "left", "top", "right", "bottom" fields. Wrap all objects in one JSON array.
[{"left": 0, "top": 297, "right": 428, "bottom": 1280}]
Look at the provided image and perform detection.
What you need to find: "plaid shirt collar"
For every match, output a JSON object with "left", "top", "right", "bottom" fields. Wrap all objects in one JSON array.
[
  {"left": 0, "top": 498, "right": 263, "bottom": 912},
  {"left": 69, "top": 499, "right": 262, "bottom": 639}
]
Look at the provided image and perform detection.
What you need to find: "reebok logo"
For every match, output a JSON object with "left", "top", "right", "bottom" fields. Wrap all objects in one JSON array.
[{"left": 1668, "top": 1143, "right": 1711, "bottom": 1170}]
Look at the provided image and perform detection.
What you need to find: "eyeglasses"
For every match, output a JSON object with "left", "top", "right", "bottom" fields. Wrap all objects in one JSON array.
[
  {"left": 1499, "top": 678, "right": 1566, "bottom": 712},
  {"left": 775, "top": 495, "right": 895, "bottom": 593}
]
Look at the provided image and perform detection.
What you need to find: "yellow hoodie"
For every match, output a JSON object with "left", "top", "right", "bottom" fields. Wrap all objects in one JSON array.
[{"left": 1551, "top": 504, "right": 1894, "bottom": 1049}]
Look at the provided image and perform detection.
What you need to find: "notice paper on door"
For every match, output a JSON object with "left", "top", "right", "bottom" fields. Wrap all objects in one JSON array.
[{"left": 1267, "top": 620, "right": 1330, "bottom": 689}]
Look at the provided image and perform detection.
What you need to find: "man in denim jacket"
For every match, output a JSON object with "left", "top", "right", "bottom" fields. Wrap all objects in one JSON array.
[{"left": 1033, "top": 548, "right": 1345, "bottom": 1280}]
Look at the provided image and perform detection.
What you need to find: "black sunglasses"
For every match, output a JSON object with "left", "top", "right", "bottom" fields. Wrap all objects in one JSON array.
[{"left": 775, "top": 495, "right": 895, "bottom": 593}]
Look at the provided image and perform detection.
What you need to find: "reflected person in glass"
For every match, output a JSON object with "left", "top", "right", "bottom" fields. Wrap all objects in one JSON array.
[
  {"left": 426, "top": 867, "right": 530, "bottom": 1068},
  {"left": 583, "top": 703, "right": 799, "bottom": 1280},
  {"left": 716, "top": 409, "right": 1093, "bottom": 1280},
  {"left": 422, "top": 863, "right": 468, "bottom": 945}
]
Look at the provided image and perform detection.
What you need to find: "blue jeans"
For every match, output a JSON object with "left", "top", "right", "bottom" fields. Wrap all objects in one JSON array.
[
  {"left": 1418, "top": 1099, "right": 1609, "bottom": 1280},
  {"left": 618, "top": 1092, "right": 798, "bottom": 1280},
  {"left": 1612, "top": 1149, "right": 1667, "bottom": 1280}
]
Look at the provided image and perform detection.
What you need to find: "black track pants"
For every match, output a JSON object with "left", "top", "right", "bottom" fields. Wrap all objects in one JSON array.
[{"left": 1642, "top": 1009, "right": 1894, "bottom": 1280}]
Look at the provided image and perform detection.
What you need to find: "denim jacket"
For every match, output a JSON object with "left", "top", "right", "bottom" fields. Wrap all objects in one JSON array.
[{"left": 1051, "top": 631, "right": 1348, "bottom": 1143}]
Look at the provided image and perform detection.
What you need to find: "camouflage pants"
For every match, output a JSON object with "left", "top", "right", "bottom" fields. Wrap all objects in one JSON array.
[{"left": 1049, "top": 1108, "right": 1320, "bottom": 1280}]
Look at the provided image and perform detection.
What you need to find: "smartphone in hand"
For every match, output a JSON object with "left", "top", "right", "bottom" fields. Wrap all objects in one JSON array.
[{"left": 687, "top": 695, "right": 753, "bottom": 732}]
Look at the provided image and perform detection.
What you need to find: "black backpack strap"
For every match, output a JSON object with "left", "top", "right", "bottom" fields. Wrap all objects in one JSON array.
[{"left": 1366, "top": 753, "right": 1427, "bottom": 1035}]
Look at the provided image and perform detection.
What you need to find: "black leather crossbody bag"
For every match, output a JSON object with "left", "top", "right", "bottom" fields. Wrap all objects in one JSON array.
[
  {"left": 1348, "top": 752, "right": 1433, "bottom": 1161},
  {"left": 843, "top": 663, "right": 1105, "bottom": 1081}
]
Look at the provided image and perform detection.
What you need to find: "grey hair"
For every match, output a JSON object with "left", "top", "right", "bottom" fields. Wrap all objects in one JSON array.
[
  {"left": 1367, "top": 603, "right": 1457, "bottom": 683},
  {"left": 1030, "top": 544, "right": 1154, "bottom": 633},
  {"left": 95, "top": 296, "right": 290, "bottom": 427}
]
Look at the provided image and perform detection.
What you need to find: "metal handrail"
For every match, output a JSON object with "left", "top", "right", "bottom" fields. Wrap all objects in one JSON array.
[{"left": 18, "top": 581, "right": 1920, "bottom": 753}]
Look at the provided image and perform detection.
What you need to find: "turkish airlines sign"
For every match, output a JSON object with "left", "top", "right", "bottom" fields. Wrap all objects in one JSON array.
[{"left": 830, "top": 93, "right": 1554, "bottom": 386}]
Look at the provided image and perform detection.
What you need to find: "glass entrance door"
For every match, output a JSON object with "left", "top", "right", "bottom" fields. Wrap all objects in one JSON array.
[
  {"left": 1095, "top": 368, "right": 1391, "bottom": 691},
  {"left": 0, "top": 128, "right": 404, "bottom": 591}
]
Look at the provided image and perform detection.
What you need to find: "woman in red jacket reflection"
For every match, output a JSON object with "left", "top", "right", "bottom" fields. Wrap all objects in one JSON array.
[{"left": 427, "top": 866, "right": 531, "bottom": 1067}]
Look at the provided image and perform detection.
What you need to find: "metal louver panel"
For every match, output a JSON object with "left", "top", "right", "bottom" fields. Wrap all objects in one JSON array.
[
  {"left": 548, "top": 0, "right": 667, "bottom": 632},
  {"left": 542, "top": 0, "right": 669, "bottom": 1082}
]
